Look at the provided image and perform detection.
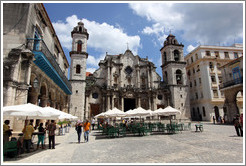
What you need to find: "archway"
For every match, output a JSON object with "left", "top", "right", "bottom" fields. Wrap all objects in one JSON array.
[{"left": 214, "top": 106, "right": 220, "bottom": 121}]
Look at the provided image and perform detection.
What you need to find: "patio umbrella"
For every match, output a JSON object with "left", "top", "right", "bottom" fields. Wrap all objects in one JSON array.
[
  {"left": 152, "top": 106, "right": 181, "bottom": 116},
  {"left": 126, "top": 107, "right": 153, "bottom": 117},
  {"left": 103, "top": 108, "right": 126, "bottom": 118},
  {"left": 42, "top": 107, "right": 77, "bottom": 120},
  {"left": 95, "top": 112, "right": 106, "bottom": 119},
  {"left": 3, "top": 103, "right": 59, "bottom": 120}
]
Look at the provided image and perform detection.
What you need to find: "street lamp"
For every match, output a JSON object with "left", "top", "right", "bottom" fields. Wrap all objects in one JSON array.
[{"left": 33, "top": 78, "right": 39, "bottom": 89}]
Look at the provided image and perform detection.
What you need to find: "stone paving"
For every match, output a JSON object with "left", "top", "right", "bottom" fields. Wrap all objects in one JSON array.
[{"left": 3, "top": 122, "right": 244, "bottom": 164}]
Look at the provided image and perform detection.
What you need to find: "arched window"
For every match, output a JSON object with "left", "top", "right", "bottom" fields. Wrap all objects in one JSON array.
[
  {"left": 174, "top": 50, "right": 179, "bottom": 61},
  {"left": 164, "top": 52, "right": 167, "bottom": 62},
  {"left": 176, "top": 69, "right": 182, "bottom": 84},
  {"left": 165, "top": 71, "right": 168, "bottom": 83},
  {"left": 76, "top": 65, "right": 81, "bottom": 74},
  {"left": 77, "top": 40, "right": 82, "bottom": 52},
  {"left": 79, "top": 27, "right": 82, "bottom": 32}
]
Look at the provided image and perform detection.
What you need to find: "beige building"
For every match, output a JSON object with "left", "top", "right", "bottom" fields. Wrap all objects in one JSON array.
[
  {"left": 3, "top": 3, "right": 71, "bottom": 131},
  {"left": 185, "top": 44, "right": 243, "bottom": 122},
  {"left": 219, "top": 56, "right": 243, "bottom": 123}
]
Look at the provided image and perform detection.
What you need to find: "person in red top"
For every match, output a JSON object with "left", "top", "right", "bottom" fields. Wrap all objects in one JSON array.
[{"left": 83, "top": 119, "right": 91, "bottom": 143}]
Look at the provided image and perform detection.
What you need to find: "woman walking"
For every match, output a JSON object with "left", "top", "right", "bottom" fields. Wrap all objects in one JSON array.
[{"left": 76, "top": 122, "right": 83, "bottom": 143}]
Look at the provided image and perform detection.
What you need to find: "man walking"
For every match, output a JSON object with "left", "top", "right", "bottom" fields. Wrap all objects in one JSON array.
[
  {"left": 47, "top": 120, "right": 56, "bottom": 149},
  {"left": 22, "top": 120, "right": 35, "bottom": 153},
  {"left": 83, "top": 119, "right": 91, "bottom": 143}
]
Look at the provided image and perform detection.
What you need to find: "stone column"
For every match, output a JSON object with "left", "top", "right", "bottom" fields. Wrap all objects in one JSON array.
[
  {"left": 153, "top": 95, "right": 157, "bottom": 111},
  {"left": 148, "top": 95, "right": 151, "bottom": 110},
  {"left": 138, "top": 96, "right": 141, "bottom": 107},
  {"left": 29, "top": 91, "right": 39, "bottom": 105},
  {"left": 107, "top": 64, "right": 110, "bottom": 87},
  {"left": 112, "top": 94, "right": 115, "bottom": 108},
  {"left": 107, "top": 94, "right": 111, "bottom": 111},
  {"left": 121, "top": 97, "right": 124, "bottom": 112},
  {"left": 85, "top": 95, "right": 89, "bottom": 120},
  {"left": 147, "top": 66, "right": 151, "bottom": 88},
  {"left": 136, "top": 67, "right": 140, "bottom": 88},
  {"left": 102, "top": 96, "right": 105, "bottom": 112},
  {"left": 40, "top": 96, "right": 48, "bottom": 107}
]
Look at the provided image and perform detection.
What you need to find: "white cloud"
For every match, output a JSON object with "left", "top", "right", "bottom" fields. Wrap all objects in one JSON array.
[
  {"left": 86, "top": 67, "right": 97, "bottom": 73},
  {"left": 87, "top": 54, "right": 105, "bottom": 66},
  {"left": 52, "top": 15, "right": 141, "bottom": 61},
  {"left": 129, "top": 3, "right": 243, "bottom": 46},
  {"left": 186, "top": 45, "right": 197, "bottom": 53}
]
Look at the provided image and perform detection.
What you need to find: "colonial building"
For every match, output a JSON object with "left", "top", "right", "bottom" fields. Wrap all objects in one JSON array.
[
  {"left": 219, "top": 56, "right": 243, "bottom": 123},
  {"left": 3, "top": 3, "right": 71, "bottom": 131},
  {"left": 185, "top": 44, "right": 243, "bottom": 122},
  {"left": 69, "top": 21, "right": 190, "bottom": 121}
]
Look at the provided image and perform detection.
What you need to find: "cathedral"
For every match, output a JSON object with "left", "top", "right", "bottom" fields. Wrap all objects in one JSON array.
[{"left": 69, "top": 21, "right": 190, "bottom": 121}]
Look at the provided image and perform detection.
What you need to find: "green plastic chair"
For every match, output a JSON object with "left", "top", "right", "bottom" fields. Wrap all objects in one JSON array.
[{"left": 3, "top": 141, "right": 18, "bottom": 159}]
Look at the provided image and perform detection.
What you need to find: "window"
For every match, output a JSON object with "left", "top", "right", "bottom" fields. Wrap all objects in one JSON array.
[
  {"left": 174, "top": 50, "right": 179, "bottom": 61},
  {"left": 224, "top": 52, "right": 229, "bottom": 59},
  {"left": 180, "top": 95, "right": 183, "bottom": 98},
  {"left": 199, "top": 78, "right": 201, "bottom": 84},
  {"left": 176, "top": 70, "right": 182, "bottom": 84},
  {"left": 191, "top": 57, "right": 193, "bottom": 63},
  {"left": 165, "top": 71, "right": 168, "bottom": 83},
  {"left": 76, "top": 65, "right": 81, "bottom": 74},
  {"left": 197, "top": 107, "right": 200, "bottom": 115},
  {"left": 206, "top": 51, "right": 211, "bottom": 56},
  {"left": 163, "top": 52, "right": 167, "bottom": 62},
  {"left": 218, "top": 76, "right": 222, "bottom": 83},
  {"left": 158, "top": 95, "right": 163, "bottom": 100},
  {"left": 193, "top": 108, "right": 196, "bottom": 117},
  {"left": 234, "top": 52, "right": 238, "bottom": 59},
  {"left": 190, "top": 82, "right": 192, "bottom": 87},
  {"left": 76, "top": 90, "right": 78, "bottom": 94},
  {"left": 125, "top": 66, "right": 133, "bottom": 75},
  {"left": 77, "top": 40, "right": 82, "bottom": 52},
  {"left": 194, "top": 80, "right": 197, "bottom": 86},
  {"left": 195, "top": 54, "right": 198, "bottom": 60},
  {"left": 193, "top": 68, "right": 195, "bottom": 74},
  {"left": 196, "top": 93, "right": 198, "bottom": 99},
  {"left": 92, "top": 93, "right": 98, "bottom": 99},
  {"left": 215, "top": 51, "right": 220, "bottom": 58},
  {"left": 213, "top": 90, "right": 218, "bottom": 98},
  {"left": 197, "top": 65, "right": 200, "bottom": 72},
  {"left": 209, "top": 62, "right": 214, "bottom": 69},
  {"left": 211, "top": 76, "right": 216, "bottom": 83},
  {"left": 201, "top": 92, "right": 204, "bottom": 98},
  {"left": 202, "top": 107, "right": 206, "bottom": 117}
]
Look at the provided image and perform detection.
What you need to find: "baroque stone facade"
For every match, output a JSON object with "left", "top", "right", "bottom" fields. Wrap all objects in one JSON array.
[{"left": 69, "top": 21, "right": 191, "bottom": 121}]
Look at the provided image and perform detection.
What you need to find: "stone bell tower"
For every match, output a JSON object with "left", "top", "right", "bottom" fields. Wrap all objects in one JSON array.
[
  {"left": 160, "top": 34, "right": 190, "bottom": 119},
  {"left": 69, "top": 21, "right": 89, "bottom": 120}
]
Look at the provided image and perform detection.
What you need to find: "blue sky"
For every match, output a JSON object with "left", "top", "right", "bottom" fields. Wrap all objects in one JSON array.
[{"left": 43, "top": 2, "right": 244, "bottom": 78}]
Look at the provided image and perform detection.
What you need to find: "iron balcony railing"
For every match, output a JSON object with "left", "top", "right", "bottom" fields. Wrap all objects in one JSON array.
[
  {"left": 219, "top": 77, "right": 243, "bottom": 89},
  {"left": 27, "top": 38, "right": 72, "bottom": 92}
]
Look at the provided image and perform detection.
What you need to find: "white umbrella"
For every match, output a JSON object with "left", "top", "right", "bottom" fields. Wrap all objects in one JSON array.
[
  {"left": 3, "top": 103, "right": 59, "bottom": 119},
  {"left": 126, "top": 107, "right": 153, "bottom": 117},
  {"left": 42, "top": 107, "right": 77, "bottom": 120},
  {"left": 104, "top": 108, "right": 126, "bottom": 118},
  {"left": 152, "top": 106, "right": 181, "bottom": 116},
  {"left": 95, "top": 112, "right": 105, "bottom": 118}
]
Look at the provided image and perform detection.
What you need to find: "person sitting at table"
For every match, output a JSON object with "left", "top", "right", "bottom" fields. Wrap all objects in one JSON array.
[
  {"left": 3, "top": 120, "right": 13, "bottom": 146},
  {"left": 22, "top": 120, "right": 35, "bottom": 153},
  {"left": 36, "top": 123, "right": 45, "bottom": 149}
]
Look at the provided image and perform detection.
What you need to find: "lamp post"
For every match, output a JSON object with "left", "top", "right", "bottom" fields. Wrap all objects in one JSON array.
[{"left": 33, "top": 78, "right": 39, "bottom": 89}]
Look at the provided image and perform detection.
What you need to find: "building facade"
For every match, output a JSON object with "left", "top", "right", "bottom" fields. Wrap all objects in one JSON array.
[
  {"left": 3, "top": 3, "right": 71, "bottom": 131},
  {"left": 185, "top": 44, "right": 243, "bottom": 121},
  {"left": 219, "top": 56, "right": 243, "bottom": 123},
  {"left": 69, "top": 26, "right": 191, "bottom": 120}
]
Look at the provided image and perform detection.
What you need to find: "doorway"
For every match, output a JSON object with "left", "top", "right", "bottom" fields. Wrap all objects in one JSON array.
[
  {"left": 214, "top": 106, "right": 220, "bottom": 121},
  {"left": 124, "top": 98, "right": 136, "bottom": 112},
  {"left": 90, "top": 104, "right": 100, "bottom": 118}
]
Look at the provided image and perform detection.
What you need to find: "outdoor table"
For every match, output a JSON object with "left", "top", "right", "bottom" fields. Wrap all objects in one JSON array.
[{"left": 195, "top": 123, "right": 203, "bottom": 132}]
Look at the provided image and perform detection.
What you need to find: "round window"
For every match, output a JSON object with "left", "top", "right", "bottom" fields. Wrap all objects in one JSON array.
[
  {"left": 92, "top": 93, "right": 98, "bottom": 99},
  {"left": 157, "top": 95, "right": 163, "bottom": 100}
]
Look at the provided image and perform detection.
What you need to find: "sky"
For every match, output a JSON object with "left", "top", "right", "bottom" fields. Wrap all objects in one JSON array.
[{"left": 43, "top": 2, "right": 244, "bottom": 78}]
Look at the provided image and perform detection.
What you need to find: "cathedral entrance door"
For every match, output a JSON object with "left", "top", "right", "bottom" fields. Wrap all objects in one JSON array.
[
  {"left": 124, "top": 98, "right": 136, "bottom": 112},
  {"left": 90, "top": 104, "right": 100, "bottom": 118}
]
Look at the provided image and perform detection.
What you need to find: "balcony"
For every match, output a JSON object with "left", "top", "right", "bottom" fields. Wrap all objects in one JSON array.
[
  {"left": 27, "top": 38, "right": 72, "bottom": 94},
  {"left": 219, "top": 77, "right": 243, "bottom": 89}
]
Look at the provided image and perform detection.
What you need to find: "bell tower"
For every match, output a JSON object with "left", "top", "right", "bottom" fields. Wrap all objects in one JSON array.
[
  {"left": 160, "top": 34, "right": 190, "bottom": 119},
  {"left": 69, "top": 21, "right": 89, "bottom": 120}
]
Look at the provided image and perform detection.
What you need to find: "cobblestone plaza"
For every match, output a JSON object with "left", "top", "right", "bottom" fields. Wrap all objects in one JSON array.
[{"left": 4, "top": 122, "right": 244, "bottom": 164}]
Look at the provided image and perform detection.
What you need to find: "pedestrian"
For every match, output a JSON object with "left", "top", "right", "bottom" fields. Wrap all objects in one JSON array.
[
  {"left": 91, "top": 118, "right": 95, "bottom": 130},
  {"left": 218, "top": 116, "right": 221, "bottom": 124},
  {"left": 47, "top": 120, "right": 56, "bottom": 149},
  {"left": 83, "top": 119, "right": 91, "bottom": 143},
  {"left": 22, "top": 120, "right": 35, "bottom": 153},
  {"left": 36, "top": 123, "right": 45, "bottom": 149},
  {"left": 233, "top": 115, "right": 241, "bottom": 136},
  {"left": 76, "top": 122, "right": 83, "bottom": 143},
  {"left": 3, "top": 120, "right": 12, "bottom": 146},
  {"left": 212, "top": 116, "right": 215, "bottom": 124},
  {"left": 240, "top": 113, "right": 243, "bottom": 136}
]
